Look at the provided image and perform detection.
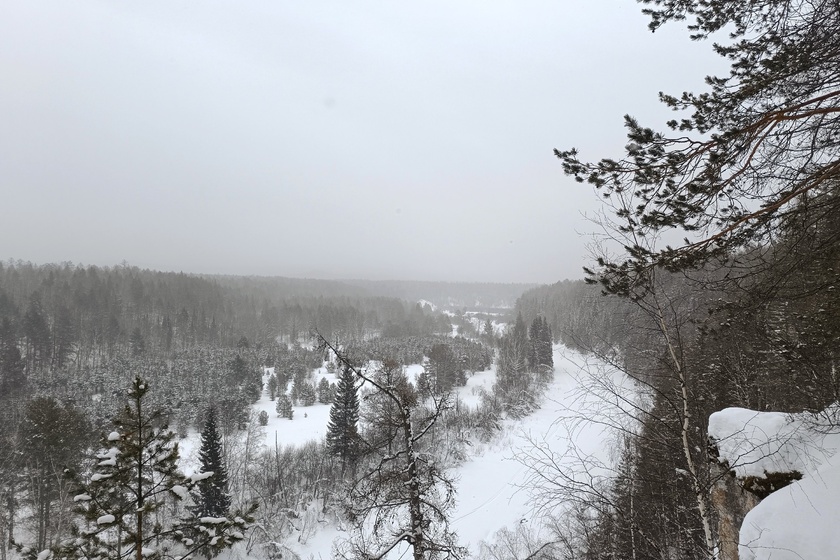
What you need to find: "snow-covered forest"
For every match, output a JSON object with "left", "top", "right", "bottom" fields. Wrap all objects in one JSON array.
[
  {"left": 3, "top": 0, "right": 840, "bottom": 558},
  {"left": 5, "top": 243, "right": 840, "bottom": 560},
  {"left": 0, "top": 262, "right": 577, "bottom": 559}
]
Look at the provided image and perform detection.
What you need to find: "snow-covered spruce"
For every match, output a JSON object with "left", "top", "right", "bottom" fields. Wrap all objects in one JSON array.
[{"left": 26, "top": 377, "right": 255, "bottom": 560}]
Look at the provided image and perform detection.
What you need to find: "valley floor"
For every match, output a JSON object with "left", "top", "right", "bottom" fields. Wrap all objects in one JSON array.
[{"left": 276, "top": 345, "right": 629, "bottom": 559}]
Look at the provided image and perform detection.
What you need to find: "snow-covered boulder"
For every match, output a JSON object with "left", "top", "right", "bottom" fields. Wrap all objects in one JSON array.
[
  {"left": 739, "top": 461, "right": 840, "bottom": 560},
  {"left": 708, "top": 406, "right": 840, "bottom": 560}
]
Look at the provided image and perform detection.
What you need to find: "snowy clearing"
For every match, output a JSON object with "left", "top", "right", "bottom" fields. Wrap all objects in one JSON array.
[
  {"left": 178, "top": 344, "right": 632, "bottom": 558},
  {"left": 289, "top": 345, "right": 631, "bottom": 558}
]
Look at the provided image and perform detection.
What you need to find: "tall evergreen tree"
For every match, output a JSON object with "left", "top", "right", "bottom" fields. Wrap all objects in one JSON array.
[
  {"left": 195, "top": 407, "right": 231, "bottom": 518},
  {"left": 267, "top": 374, "right": 278, "bottom": 401},
  {"left": 51, "top": 305, "right": 76, "bottom": 370},
  {"left": 326, "top": 365, "right": 360, "bottom": 469},
  {"left": 0, "top": 317, "right": 26, "bottom": 399},
  {"left": 528, "top": 316, "right": 553, "bottom": 373},
  {"left": 45, "top": 377, "right": 252, "bottom": 560},
  {"left": 495, "top": 333, "right": 530, "bottom": 410},
  {"left": 22, "top": 293, "right": 50, "bottom": 372},
  {"left": 297, "top": 382, "right": 317, "bottom": 407},
  {"left": 551, "top": 3, "right": 840, "bottom": 555},
  {"left": 18, "top": 397, "right": 90, "bottom": 551},
  {"left": 317, "top": 377, "right": 334, "bottom": 404},
  {"left": 556, "top": 0, "right": 840, "bottom": 299},
  {"left": 424, "top": 343, "right": 465, "bottom": 395},
  {"left": 128, "top": 328, "right": 145, "bottom": 357},
  {"left": 275, "top": 393, "right": 293, "bottom": 420}
]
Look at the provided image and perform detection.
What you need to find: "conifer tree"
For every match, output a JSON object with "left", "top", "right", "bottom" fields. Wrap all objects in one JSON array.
[
  {"left": 0, "top": 317, "right": 26, "bottom": 399},
  {"left": 297, "top": 382, "right": 317, "bottom": 407},
  {"left": 195, "top": 407, "right": 231, "bottom": 518},
  {"left": 22, "top": 293, "right": 51, "bottom": 372},
  {"left": 556, "top": 0, "right": 840, "bottom": 299},
  {"left": 424, "top": 343, "right": 465, "bottom": 394},
  {"left": 529, "top": 316, "right": 554, "bottom": 373},
  {"left": 275, "top": 393, "right": 293, "bottom": 419},
  {"left": 495, "top": 332, "right": 531, "bottom": 415},
  {"left": 317, "top": 377, "right": 334, "bottom": 404},
  {"left": 267, "top": 374, "right": 278, "bottom": 401},
  {"left": 18, "top": 397, "right": 90, "bottom": 550},
  {"left": 551, "top": 3, "right": 840, "bottom": 555},
  {"left": 326, "top": 365, "right": 360, "bottom": 469},
  {"left": 41, "top": 377, "right": 253, "bottom": 560}
]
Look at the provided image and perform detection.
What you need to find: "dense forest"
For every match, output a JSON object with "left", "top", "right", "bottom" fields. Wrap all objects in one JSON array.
[
  {"left": 0, "top": 262, "right": 466, "bottom": 360},
  {"left": 512, "top": 0, "right": 840, "bottom": 556},
  {"left": 514, "top": 229, "right": 840, "bottom": 557},
  {"left": 0, "top": 260, "right": 561, "bottom": 559},
  {"left": 2, "top": 0, "right": 838, "bottom": 557}
]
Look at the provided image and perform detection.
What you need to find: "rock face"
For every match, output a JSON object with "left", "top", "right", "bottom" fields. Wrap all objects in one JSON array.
[
  {"left": 709, "top": 460, "right": 760, "bottom": 560},
  {"left": 707, "top": 407, "right": 819, "bottom": 560}
]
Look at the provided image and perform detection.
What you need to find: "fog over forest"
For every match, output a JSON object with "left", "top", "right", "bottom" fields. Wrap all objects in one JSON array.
[
  {"left": 0, "top": 1, "right": 723, "bottom": 283},
  {"left": 2, "top": 1, "right": 840, "bottom": 560}
]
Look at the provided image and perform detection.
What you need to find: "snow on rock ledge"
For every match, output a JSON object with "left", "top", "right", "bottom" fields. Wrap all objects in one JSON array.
[
  {"left": 739, "top": 462, "right": 840, "bottom": 560},
  {"left": 708, "top": 407, "right": 828, "bottom": 478},
  {"left": 708, "top": 406, "right": 840, "bottom": 560}
]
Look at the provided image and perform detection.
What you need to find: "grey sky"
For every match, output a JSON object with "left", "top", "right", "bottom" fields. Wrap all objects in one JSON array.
[{"left": 0, "top": 1, "right": 722, "bottom": 283}]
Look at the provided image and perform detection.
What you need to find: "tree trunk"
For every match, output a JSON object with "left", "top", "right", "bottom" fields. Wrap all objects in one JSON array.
[
  {"left": 655, "top": 301, "right": 716, "bottom": 558},
  {"left": 402, "top": 408, "right": 425, "bottom": 560}
]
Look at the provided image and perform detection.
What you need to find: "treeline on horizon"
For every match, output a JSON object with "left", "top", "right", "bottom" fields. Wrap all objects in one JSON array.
[
  {"left": 0, "top": 259, "right": 546, "bottom": 558},
  {"left": 0, "top": 260, "right": 467, "bottom": 369}
]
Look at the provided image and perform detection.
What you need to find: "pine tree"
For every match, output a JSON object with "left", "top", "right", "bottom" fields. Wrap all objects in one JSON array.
[
  {"left": 551, "top": 3, "right": 840, "bottom": 555},
  {"left": 298, "top": 382, "right": 317, "bottom": 407},
  {"left": 52, "top": 305, "right": 76, "bottom": 369},
  {"left": 0, "top": 317, "right": 26, "bottom": 399},
  {"left": 275, "top": 393, "right": 293, "bottom": 420},
  {"left": 556, "top": 0, "right": 840, "bottom": 298},
  {"left": 495, "top": 332, "right": 532, "bottom": 417},
  {"left": 43, "top": 377, "right": 253, "bottom": 560},
  {"left": 195, "top": 407, "right": 231, "bottom": 518},
  {"left": 529, "top": 316, "right": 553, "bottom": 373},
  {"left": 425, "top": 343, "right": 465, "bottom": 394},
  {"left": 128, "top": 327, "right": 145, "bottom": 357},
  {"left": 18, "top": 397, "right": 90, "bottom": 551},
  {"left": 482, "top": 319, "right": 495, "bottom": 345},
  {"left": 326, "top": 365, "right": 360, "bottom": 469},
  {"left": 22, "top": 294, "right": 51, "bottom": 372},
  {"left": 267, "top": 374, "right": 278, "bottom": 401},
  {"left": 317, "top": 377, "right": 334, "bottom": 404}
]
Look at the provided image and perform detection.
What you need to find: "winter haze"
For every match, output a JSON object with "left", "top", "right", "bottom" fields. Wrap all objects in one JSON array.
[{"left": 0, "top": 1, "right": 719, "bottom": 282}]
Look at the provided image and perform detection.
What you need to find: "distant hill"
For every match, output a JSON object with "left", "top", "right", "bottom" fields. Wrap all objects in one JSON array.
[
  {"left": 343, "top": 279, "right": 538, "bottom": 310},
  {"left": 204, "top": 275, "right": 535, "bottom": 310},
  {"left": 205, "top": 274, "right": 368, "bottom": 300}
]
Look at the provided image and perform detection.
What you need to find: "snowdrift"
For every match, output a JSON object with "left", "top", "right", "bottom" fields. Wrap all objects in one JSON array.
[{"left": 709, "top": 406, "right": 840, "bottom": 560}]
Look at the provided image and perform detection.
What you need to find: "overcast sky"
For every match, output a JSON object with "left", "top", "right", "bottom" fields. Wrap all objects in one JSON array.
[{"left": 0, "top": 1, "right": 724, "bottom": 283}]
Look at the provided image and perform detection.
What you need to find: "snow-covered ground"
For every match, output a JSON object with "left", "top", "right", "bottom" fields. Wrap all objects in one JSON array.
[
  {"left": 180, "top": 345, "right": 630, "bottom": 559},
  {"left": 179, "top": 368, "right": 336, "bottom": 473},
  {"left": 710, "top": 406, "right": 840, "bottom": 560},
  {"left": 452, "top": 351, "right": 585, "bottom": 551},
  {"left": 179, "top": 361, "right": 500, "bottom": 473},
  {"left": 289, "top": 346, "right": 629, "bottom": 558}
]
